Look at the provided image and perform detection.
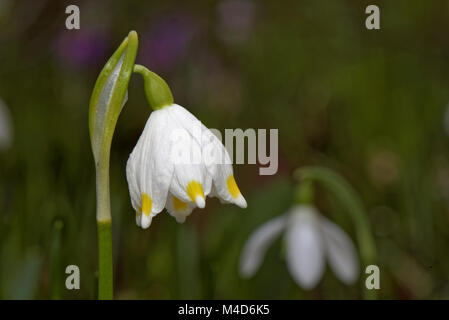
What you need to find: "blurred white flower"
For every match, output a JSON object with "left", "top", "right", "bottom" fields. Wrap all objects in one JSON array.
[
  {"left": 126, "top": 103, "right": 247, "bottom": 229},
  {"left": 0, "top": 98, "right": 12, "bottom": 150},
  {"left": 240, "top": 205, "right": 359, "bottom": 289}
]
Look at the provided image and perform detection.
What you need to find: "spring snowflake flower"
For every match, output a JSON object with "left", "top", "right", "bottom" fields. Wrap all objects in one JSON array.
[
  {"left": 126, "top": 102, "right": 247, "bottom": 229},
  {"left": 239, "top": 205, "right": 359, "bottom": 289}
]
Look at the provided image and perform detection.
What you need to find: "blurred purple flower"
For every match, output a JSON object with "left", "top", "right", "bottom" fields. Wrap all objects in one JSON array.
[
  {"left": 218, "top": 0, "right": 256, "bottom": 44},
  {"left": 55, "top": 29, "right": 109, "bottom": 69},
  {"left": 141, "top": 13, "right": 198, "bottom": 72}
]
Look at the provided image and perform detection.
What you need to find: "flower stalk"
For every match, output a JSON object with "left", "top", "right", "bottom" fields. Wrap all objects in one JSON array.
[{"left": 97, "top": 220, "right": 113, "bottom": 299}]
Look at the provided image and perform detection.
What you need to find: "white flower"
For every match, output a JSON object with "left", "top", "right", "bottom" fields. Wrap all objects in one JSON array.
[
  {"left": 239, "top": 205, "right": 359, "bottom": 289},
  {"left": 126, "top": 103, "right": 247, "bottom": 229},
  {"left": 0, "top": 98, "right": 12, "bottom": 150}
]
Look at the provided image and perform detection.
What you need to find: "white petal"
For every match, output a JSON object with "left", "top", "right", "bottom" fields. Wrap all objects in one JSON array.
[
  {"left": 286, "top": 206, "right": 325, "bottom": 289},
  {"left": 169, "top": 150, "right": 207, "bottom": 207},
  {"left": 126, "top": 108, "right": 175, "bottom": 228},
  {"left": 0, "top": 99, "right": 12, "bottom": 150},
  {"left": 126, "top": 144, "right": 141, "bottom": 213},
  {"left": 239, "top": 215, "right": 287, "bottom": 278},
  {"left": 170, "top": 163, "right": 207, "bottom": 207},
  {"left": 203, "top": 131, "right": 247, "bottom": 207},
  {"left": 320, "top": 216, "right": 360, "bottom": 284},
  {"left": 201, "top": 130, "right": 247, "bottom": 207},
  {"left": 165, "top": 105, "right": 210, "bottom": 207},
  {"left": 165, "top": 192, "right": 196, "bottom": 223},
  {"left": 141, "top": 110, "right": 176, "bottom": 213},
  {"left": 141, "top": 213, "right": 153, "bottom": 229},
  {"left": 167, "top": 104, "right": 247, "bottom": 208}
]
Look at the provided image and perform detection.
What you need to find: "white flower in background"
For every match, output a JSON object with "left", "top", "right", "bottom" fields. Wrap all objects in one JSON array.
[
  {"left": 240, "top": 205, "right": 359, "bottom": 289},
  {"left": 126, "top": 103, "right": 247, "bottom": 229},
  {"left": 0, "top": 98, "right": 12, "bottom": 150}
]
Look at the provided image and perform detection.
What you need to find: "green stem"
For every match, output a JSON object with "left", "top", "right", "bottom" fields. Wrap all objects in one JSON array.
[
  {"left": 96, "top": 153, "right": 113, "bottom": 299},
  {"left": 294, "top": 180, "right": 314, "bottom": 204},
  {"left": 50, "top": 219, "right": 64, "bottom": 299},
  {"left": 95, "top": 137, "right": 113, "bottom": 300},
  {"left": 97, "top": 220, "right": 113, "bottom": 299}
]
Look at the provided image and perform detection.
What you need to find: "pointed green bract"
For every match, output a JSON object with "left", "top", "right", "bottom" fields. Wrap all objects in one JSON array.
[
  {"left": 88, "top": 36, "right": 127, "bottom": 147},
  {"left": 89, "top": 31, "right": 138, "bottom": 162}
]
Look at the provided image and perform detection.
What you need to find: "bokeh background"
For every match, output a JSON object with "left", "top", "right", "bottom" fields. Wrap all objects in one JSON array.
[{"left": 1, "top": 0, "right": 449, "bottom": 299}]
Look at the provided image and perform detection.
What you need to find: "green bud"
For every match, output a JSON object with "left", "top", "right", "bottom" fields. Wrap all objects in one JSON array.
[{"left": 133, "top": 64, "right": 174, "bottom": 110}]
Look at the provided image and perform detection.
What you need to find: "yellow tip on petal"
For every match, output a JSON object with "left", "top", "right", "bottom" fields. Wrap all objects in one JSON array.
[
  {"left": 173, "top": 196, "right": 188, "bottom": 212},
  {"left": 186, "top": 180, "right": 205, "bottom": 208},
  {"left": 141, "top": 193, "right": 152, "bottom": 217},
  {"left": 227, "top": 174, "right": 241, "bottom": 199}
]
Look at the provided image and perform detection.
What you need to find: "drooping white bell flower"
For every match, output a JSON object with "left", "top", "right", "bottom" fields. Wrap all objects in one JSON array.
[
  {"left": 239, "top": 205, "right": 359, "bottom": 289},
  {"left": 126, "top": 66, "right": 247, "bottom": 229}
]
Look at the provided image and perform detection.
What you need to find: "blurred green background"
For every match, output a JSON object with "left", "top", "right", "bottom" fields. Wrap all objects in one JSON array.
[{"left": 1, "top": 0, "right": 449, "bottom": 299}]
